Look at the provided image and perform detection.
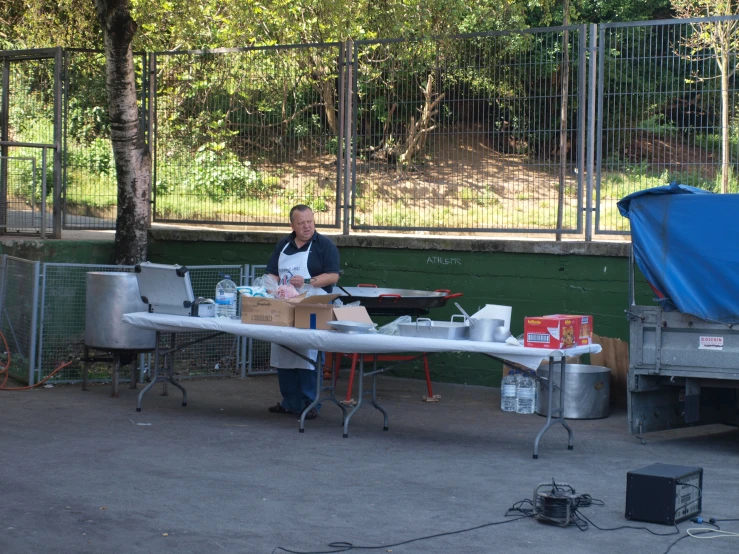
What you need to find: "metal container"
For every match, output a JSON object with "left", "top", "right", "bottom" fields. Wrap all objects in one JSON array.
[
  {"left": 397, "top": 316, "right": 469, "bottom": 340},
  {"left": 469, "top": 318, "right": 503, "bottom": 342},
  {"left": 536, "top": 363, "right": 611, "bottom": 419},
  {"left": 85, "top": 272, "right": 156, "bottom": 351}
]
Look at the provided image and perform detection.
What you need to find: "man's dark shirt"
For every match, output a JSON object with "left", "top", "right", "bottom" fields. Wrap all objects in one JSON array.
[{"left": 266, "top": 231, "right": 340, "bottom": 293}]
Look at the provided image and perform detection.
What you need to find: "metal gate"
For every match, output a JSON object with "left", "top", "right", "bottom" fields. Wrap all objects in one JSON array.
[
  {"left": 150, "top": 44, "right": 344, "bottom": 229},
  {"left": 0, "top": 48, "right": 62, "bottom": 238}
]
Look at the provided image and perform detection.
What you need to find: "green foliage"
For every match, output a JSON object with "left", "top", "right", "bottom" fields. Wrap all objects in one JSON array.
[
  {"left": 159, "top": 147, "right": 281, "bottom": 201},
  {"left": 69, "top": 138, "right": 114, "bottom": 175}
]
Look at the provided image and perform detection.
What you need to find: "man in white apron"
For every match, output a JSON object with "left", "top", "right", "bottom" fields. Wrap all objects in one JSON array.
[{"left": 265, "top": 205, "right": 340, "bottom": 419}]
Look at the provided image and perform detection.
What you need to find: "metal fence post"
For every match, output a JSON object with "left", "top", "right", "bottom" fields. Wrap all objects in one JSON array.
[
  {"left": 343, "top": 39, "right": 353, "bottom": 235},
  {"left": 1, "top": 56, "right": 9, "bottom": 233},
  {"left": 52, "top": 47, "right": 63, "bottom": 239},
  {"left": 239, "top": 264, "right": 250, "bottom": 377},
  {"left": 585, "top": 24, "right": 598, "bottom": 242},
  {"left": 336, "top": 42, "right": 345, "bottom": 230},
  {"left": 40, "top": 148, "right": 47, "bottom": 239},
  {"left": 148, "top": 52, "right": 157, "bottom": 230},
  {"left": 28, "top": 261, "right": 40, "bottom": 385}
]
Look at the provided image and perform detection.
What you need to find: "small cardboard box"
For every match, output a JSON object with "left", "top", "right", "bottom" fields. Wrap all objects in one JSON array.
[
  {"left": 546, "top": 314, "right": 593, "bottom": 345},
  {"left": 332, "top": 306, "right": 374, "bottom": 325},
  {"left": 523, "top": 315, "right": 592, "bottom": 349},
  {"left": 293, "top": 294, "right": 343, "bottom": 330},
  {"left": 241, "top": 296, "right": 297, "bottom": 327}
]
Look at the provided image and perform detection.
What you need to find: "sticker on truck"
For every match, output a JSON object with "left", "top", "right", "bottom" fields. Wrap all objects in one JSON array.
[{"left": 699, "top": 336, "right": 723, "bottom": 350}]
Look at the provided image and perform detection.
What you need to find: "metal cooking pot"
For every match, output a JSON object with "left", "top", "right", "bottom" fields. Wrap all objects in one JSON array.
[
  {"left": 469, "top": 318, "right": 503, "bottom": 342},
  {"left": 85, "top": 272, "right": 156, "bottom": 351},
  {"left": 536, "top": 363, "right": 611, "bottom": 419}
]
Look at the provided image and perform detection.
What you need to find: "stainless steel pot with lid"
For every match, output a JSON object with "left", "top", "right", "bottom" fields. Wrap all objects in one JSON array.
[
  {"left": 536, "top": 363, "right": 611, "bottom": 419},
  {"left": 85, "top": 272, "right": 156, "bottom": 351}
]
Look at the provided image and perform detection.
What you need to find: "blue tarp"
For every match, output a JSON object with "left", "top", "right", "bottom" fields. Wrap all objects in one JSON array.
[{"left": 617, "top": 182, "right": 739, "bottom": 323}]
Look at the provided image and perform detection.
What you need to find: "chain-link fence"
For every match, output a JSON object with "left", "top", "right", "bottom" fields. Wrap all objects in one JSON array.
[
  {"left": 0, "top": 260, "right": 257, "bottom": 385},
  {"left": 353, "top": 28, "right": 585, "bottom": 233},
  {"left": 245, "top": 264, "right": 274, "bottom": 375},
  {"left": 38, "top": 263, "right": 250, "bottom": 383},
  {"left": 0, "top": 256, "right": 40, "bottom": 384},
  {"left": 0, "top": 49, "right": 61, "bottom": 237},
  {"left": 0, "top": 257, "right": 285, "bottom": 385},
  {"left": 152, "top": 44, "right": 343, "bottom": 228},
  {"left": 596, "top": 16, "right": 739, "bottom": 234},
  {"left": 37, "top": 263, "right": 136, "bottom": 383},
  {"left": 6, "top": 17, "right": 739, "bottom": 239},
  {"left": 161, "top": 265, "right": 244, "bottom": 380},
  {"left": 0, "top": 156, "right": 41, "bottom": 233},
  {"left": 61, "top": 49, "right": 148, "bottom": 231}
]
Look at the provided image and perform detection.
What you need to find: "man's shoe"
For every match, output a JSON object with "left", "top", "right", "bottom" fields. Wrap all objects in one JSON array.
[
  {"left": 303, "top": 407, "right": 319, "bottom": 420},
  {"left": 268, "top": 402, "right": 290, "bottom": 414}
]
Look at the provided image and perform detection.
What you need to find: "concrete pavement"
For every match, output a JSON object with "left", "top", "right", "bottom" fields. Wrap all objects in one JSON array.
[{"left": 1, "top": 375, "right": 738, "bottom": 554}]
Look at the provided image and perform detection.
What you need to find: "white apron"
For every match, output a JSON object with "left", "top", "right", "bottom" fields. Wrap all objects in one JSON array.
[{"left": 270, "top": 241, "right": 321, "bottom": 370}]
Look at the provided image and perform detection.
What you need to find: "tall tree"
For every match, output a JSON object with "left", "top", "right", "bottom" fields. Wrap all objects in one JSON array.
[
  {"left": 672, "top": 1, "right": 739, "bottom": 194},
  {"left": 95, "top": 0, "right": 150, "bottom": 263}
]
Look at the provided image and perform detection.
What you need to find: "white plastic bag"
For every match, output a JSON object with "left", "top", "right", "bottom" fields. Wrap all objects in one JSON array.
[
  {"left": 254, "top": 274, "right": 279, "bottom": 296},
  {"left": 378, "top": 315, "right": 412, "bottom": 335}
]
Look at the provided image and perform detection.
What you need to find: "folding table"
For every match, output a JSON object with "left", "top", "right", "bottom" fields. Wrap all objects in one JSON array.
[{"left": 122, "top": 312, "right": 601, "bottom": 458}]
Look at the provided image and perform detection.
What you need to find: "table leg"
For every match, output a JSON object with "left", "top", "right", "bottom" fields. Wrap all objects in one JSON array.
[
  {"left": 299, "top": 351, "right": 345, "bottom": 433},
  {"left": 370, "top": 356, "right": 388, "bottom": 431},
  {"left": 111, "top": 352, "right": 120, "bottom": 398},
  {"left": 343, "top": 354, "right": 366, "bottom": 438},
  {"left": 533, "top": 357, "right": 573, "bottom": 459},
  {"left": 137, "top": 335, "right": 160, "bottom": 412},
  {"left": 82, "top": 346, "right": 90, "bottom": 392},
  {"left": 129, "top": 356, "right": 138, "bottom": 390},
  {"left": 164, "top": 333, "right": 187, "bottom": 406}
]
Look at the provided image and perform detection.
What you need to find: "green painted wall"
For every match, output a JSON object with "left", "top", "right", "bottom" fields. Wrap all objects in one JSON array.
[
  {"left": 1, "top": 232, "right": 651, "bottom": 387},
  {"left": 0, "top": 239, "right": 116, "bottom": 264},
  {"left": 146, "top": 231, "right": 649, "bottom": 387}
]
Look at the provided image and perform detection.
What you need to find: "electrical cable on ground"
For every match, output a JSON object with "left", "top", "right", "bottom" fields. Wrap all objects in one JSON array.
[
  {"left": 0, "top": 330, "right": 74, "bottom": 390},
  {"left": 271, "top": 515, "right": 531, "bottom": 554},
  {"left": 272, "top": 478, "right": 739, "bottom": 554}
]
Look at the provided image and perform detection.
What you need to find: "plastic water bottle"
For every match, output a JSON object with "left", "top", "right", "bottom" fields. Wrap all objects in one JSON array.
[
  {"left": 215, "top": 275, "right": 237, "bottom": 318},
  {"left": 516, "top": 372, "right": 536, "bottom": 414},
  {"left": 501, "top": 371, "right": 517, "bottom": 412}
]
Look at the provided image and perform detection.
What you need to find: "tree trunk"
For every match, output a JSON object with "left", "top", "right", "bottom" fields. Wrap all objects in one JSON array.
[
  {"left": 95, "top": 0, "right": 150, "bottom": 264},
  {"left": 721, "top": 43, "right": 730, "bottom": 194},
  {"left": 320, "top": 78, "right": 338, "bottom": 135}
]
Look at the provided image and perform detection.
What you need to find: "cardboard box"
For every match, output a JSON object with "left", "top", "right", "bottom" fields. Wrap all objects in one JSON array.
[
  {"left": 523, "top": 314, "right": 592, "bottom": 349},
  {"left": 241, "top": 296, "right": 297, "bottom": 327},
  {"left": 332, "top": 306, "right": 374, "bottom": 324},
  {"left": 546, "top": 314, "right": 593, "bottom": 345},
  {"left": 293, "top": 294, "right": 352, "bottom": 330},
  {"left": 294, "top": 300, "right": 374, "bottom": 331},
  {"left": 242, "top": 294, "right": 373, "bottom": 330}
]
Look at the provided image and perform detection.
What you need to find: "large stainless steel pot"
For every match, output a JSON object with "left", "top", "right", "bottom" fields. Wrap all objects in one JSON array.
[
  {"left": 469, "top": 318, "right": 503, "bottom": 342},
  {"left": 536, "top": 363, "right": 611, "bottom": 419},
  {"left": 85, "top": 272, "right": 156, "bottom": 351}
]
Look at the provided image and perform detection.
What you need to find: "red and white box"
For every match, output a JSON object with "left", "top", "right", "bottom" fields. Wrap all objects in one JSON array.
[{"left": 523, "top": 315, "right": 593, "bottom": 349}]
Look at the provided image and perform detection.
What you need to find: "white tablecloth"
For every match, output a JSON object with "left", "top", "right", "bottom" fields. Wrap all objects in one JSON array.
[{"left": 122, "top": 312, "right": 601, "bottom": 369}]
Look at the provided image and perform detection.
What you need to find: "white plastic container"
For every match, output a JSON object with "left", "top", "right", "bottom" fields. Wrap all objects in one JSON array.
[
  {"left": 215, "top": 275, "right": 237, "bottom": 318},
  {"left": 501, "top": 372, "right": 517, "bottom": 412},
  {"left": 516, "top": 373, "right": 536, "bottom": 414}
]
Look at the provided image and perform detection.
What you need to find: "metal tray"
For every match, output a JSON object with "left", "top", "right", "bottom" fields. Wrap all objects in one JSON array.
[
  {"left": 327, "top": 320, "right": 378, "bottom": 334},
  {"left": 397, "top": 316, "right": 469, "bottom": 340}
]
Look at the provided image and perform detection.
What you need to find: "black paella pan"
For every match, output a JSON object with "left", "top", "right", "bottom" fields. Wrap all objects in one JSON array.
[{"left": 333, "top": 284, "right": 463, "bottom": 316}]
